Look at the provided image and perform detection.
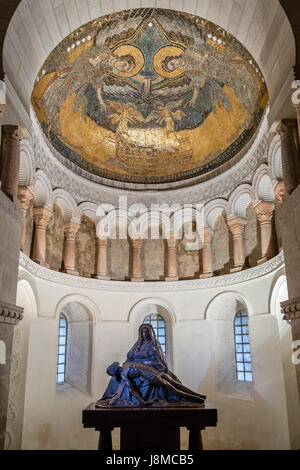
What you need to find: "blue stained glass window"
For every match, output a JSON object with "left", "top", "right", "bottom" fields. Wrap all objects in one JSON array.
[
  {"left": 143, "top": 314, "right": 166, "bottom": 355},
  {"left": 56, "top": 314, "right": 68, "bottom": 384},
  {"left": 234, "top": 311, "right": 253, "bottom": 383}
]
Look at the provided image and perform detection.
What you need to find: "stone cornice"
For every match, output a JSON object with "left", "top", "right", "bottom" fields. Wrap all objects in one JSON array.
[
  {"left": 281, "top": 296, "right": 300, "bottom": 321},
  {"left": 0, "top": 300, "right": 23, "bottom": 325},
  {"left": 19, "top": 251, "right": 284, "bottom": 292},
  {"left": 30, "top": 106, "right": 269, "bottom": 207}
]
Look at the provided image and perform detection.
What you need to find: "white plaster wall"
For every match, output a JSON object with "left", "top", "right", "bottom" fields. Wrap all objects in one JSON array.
[{"left": 15, "top": 254, "right": 300, "bottom": 450}]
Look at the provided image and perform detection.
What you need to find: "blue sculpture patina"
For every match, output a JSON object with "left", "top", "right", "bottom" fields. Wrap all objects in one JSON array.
[{"left": 96, "top": 324, "right": 206, "bottom": 408}]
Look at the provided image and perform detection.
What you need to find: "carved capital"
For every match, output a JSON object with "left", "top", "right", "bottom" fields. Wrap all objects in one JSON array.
[
  {"left": 132, "top": 238, "right": 143, "bottom": 249},
  {"left": 227, "top": 217, "right": 246, "bottom": 237},
  {"left": 254, "top": 201, "right": 275, "bottom": 224},
  {"left": 276, "top": 119, "right": 297, "bottom": 138},
  {"left": 281, "top": 297, "right": 300, "bottom": 321},
  {"left": 33, "top": 206, "right": 53, "bottom": 228},
  {"left": 274, "top": 181, "right": 286, "bottom": 204},
  {"left": 64, "top": 221, "right": 80, "bottom": 241},
  {"left": 0, "top": 300, "right": 23, "bottom": 325},
  {"left": 17, "top": 186, "right": 33, "bottom": 211}
]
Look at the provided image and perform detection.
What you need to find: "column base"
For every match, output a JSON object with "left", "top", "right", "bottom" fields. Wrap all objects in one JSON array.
[
  {"left": 95, "top": 275, "right": 111, "bottom": 280},
  {"left": 34, "top": 260, "right": 50, "bottom": 269},
  {"left": 130, "top": 277, "right": 144, "bottom": 282},
  {"left": 199, "top": 273, "right": 213, "bottom": 279},
  {"left": 64, "top": 269, "right": 79, "bottom": 276},
  {"left": 230, "top": 266, "right": 244, "bottom": 273},
  {"left": 165, "top": 276, "right": 179, "bottom": 282}
]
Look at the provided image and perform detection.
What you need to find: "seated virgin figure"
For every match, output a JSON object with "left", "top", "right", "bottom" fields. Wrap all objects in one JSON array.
[{"left": 96, "top": 324, "right": 206, "bottom": 408}]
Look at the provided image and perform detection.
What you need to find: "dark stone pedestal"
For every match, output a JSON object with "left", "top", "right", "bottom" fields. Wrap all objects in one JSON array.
[{"left": 82, "top": 403, "right": 217, "bottom": 451}]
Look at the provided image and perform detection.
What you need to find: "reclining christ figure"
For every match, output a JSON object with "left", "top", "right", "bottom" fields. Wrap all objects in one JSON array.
[{"left": 96, "top": 323, "right": 206, "bottom": 408}]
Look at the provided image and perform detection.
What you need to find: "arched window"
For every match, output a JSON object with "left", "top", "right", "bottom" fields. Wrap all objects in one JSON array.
[
  {"left": 143, "top": 314, "right": 166, "bottom": 355},
  {"left": 57, "top": 313, "right": 68, "bottom": 384},
  {"left": 234, "top": 310, "right": 252, "bottom": 382}
]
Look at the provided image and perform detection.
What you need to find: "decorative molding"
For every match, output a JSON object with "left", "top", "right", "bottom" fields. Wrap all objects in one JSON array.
[
  {"left": 281, "top": 296, "right": 300, "bottom": 321},
  {"left": 19, "top": 251, "right": 284, "bottom": 292},
  {"left": 0, "top": 300, "right": 23, "bottom": 325}
]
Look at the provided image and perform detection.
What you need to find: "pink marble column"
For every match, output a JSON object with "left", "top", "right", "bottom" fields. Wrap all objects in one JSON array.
[
  {"left": 131, "top": 238, "right": 144, "bottom": 282},
  {"left": 95, "top": 236, "right": 110, "bottom": 280},
  {"left": 165, "top": 233, "right": 179, "bottom": 281},
  {"left": 274, "top": 181, "right": 286, "bottom": 204},
  {"left": 33, "top": 206, "right": 53, "bottom": 267},
  {"left": 63, "top": 222, "right": 80, "bottom": 276},
  {"left": 0, "top": 125, "right": 20, "bottom": 202},
  {"left": 276, "top": 120, "right": 300, "bottom": 195},
  {"left": 254, "top": 201, "right": 275, "bottom": 264},
  {"left": 228, "top": 217, "right": 246, "bottom": 272},
  {"left": 17, "top": 186, "right": 33, "bottom": 252},
  {"left": 199, "top": 227, "right": 213, "bottom": 279}
]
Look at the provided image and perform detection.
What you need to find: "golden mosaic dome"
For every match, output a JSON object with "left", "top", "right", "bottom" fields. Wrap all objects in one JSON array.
[{"left": 31, "top": 8, "right": 268, "bottom": 185}]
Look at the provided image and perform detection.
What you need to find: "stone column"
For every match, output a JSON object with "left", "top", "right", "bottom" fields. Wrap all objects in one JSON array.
[
  {"left": 254, "top": 201, "right": 275, "bottom": 264},
  {"left": 199, "top": 227, "right": 213, "bottom": 279},
  {"left": 63, "top": 222, "right": 80, "bottom": 276},
  {"left": 0, "top": 126, "right": 20, "bottom": 202},
  {"left": 274, "top": 181, "right": 286, "bottom": 204},
  {"left": 131, "top": 237, "right": 144, "bottom": 282},
  {"left": 276, "top": 120, "right": 300, "bottom": 195},
  {"left": 228, "top": 217, "right": 246, "bottom": 273},
  {"left": 17, "top": 187, "right": 33, "bottom": 252},
  {"left": 165, "top": 233, "right": 179, "bottom": 281},
  {"left": 281, "top": 297, "right": 300, "bottom": 403},
  {"left": 95, "top": 235, "right": 110, "bottom": 280},
  {"left": 0, "top": 301, "right": 23, "bottom": 450},
  {"left": 33, "top": 206, "right": 53, "bottom": 268}
]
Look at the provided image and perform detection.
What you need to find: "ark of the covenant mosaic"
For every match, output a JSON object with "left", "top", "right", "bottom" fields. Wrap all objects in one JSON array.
[{"left": 31, "top": 8, "right": 268, "bottom": 184}]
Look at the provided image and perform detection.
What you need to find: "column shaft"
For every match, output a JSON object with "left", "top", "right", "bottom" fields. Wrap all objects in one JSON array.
[
  {"left": 199, "top": 227, "right": 213, "bottom": 279},
  {"left": 228, "top": 217, "right": 246, "bottom": 272},
  {"left": 95, "top": 238, "right": 110, "bottom": 280},
  {"left": 254, "top": 202, "right": 275, "bottom": 264},
  {"left": 165, "top": 234, "right": 178, "bottom": 281},
  {"left": 33, "top": 207, "right": 53, "bottom": 267},
  {"left": 63, "top": 222, "right": 80, "bottom": 276},
  {"left": 131, "top": 238, "right": 144, "bottom": 282},
  {"left": 17, "top": 187, "right": 33, "bottom": 252}
]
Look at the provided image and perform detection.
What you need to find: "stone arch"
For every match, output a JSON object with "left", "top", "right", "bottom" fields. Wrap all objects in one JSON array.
[
  {"left": 268, "top": 134, "right": 283, "bottom": 182},
  {"left": 54, "top": 294, "right": 101, "bottom": 326},
  {"left": 252, "top": 164, "right": 275, "bottom": 203},
  {"left": 204, "top": 199, "right": 228, "bottom": 230},
  {"left": 51, "top": 189, "right": 80, "bottom": 223},
  {"left": 32, "top": 170, "right": 52, "bottom": 208},
  {"left": 18, "top": 139, "right": 35, "bottom": 187},
  {"left": 205, "top": 291, "right": 251, "bottom": 321},
  {"left": 228, "top": 184, "right": 253, "bottom": 219},
  {"left": 78, "top": 202, "right": 99, "bottom": 225}
]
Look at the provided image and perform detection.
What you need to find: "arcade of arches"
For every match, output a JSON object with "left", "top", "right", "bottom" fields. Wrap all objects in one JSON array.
[{"left": 0, "top": 0, "right": 300, "bottom": 451}]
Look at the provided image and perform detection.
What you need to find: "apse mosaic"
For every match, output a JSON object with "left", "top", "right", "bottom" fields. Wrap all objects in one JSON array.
[{"left": 31, "top": 8, "right": 268, "bottom": 184}]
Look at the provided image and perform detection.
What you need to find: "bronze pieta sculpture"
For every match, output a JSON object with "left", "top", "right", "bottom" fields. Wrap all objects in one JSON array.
[{"left": 96, "top": 324, "right": 206, "bottom": 408}]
